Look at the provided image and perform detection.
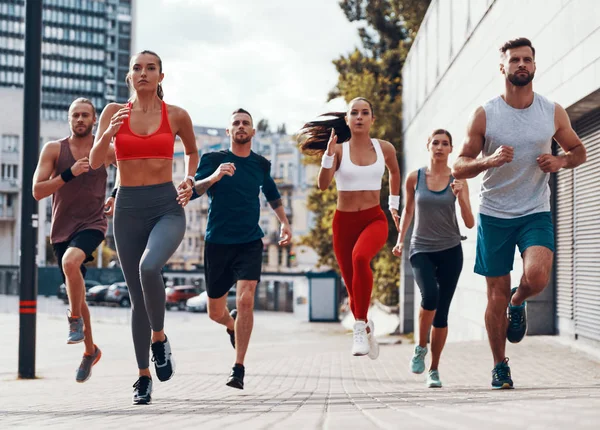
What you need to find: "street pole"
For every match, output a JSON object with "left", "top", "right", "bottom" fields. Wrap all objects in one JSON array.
[{"left": 18, "top": 0, "right": 43, "bottom": 379}]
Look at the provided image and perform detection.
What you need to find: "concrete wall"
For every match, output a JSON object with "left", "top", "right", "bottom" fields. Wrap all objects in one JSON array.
[{"left": 402, "top": 0, "right": 600, "bottom": 342}]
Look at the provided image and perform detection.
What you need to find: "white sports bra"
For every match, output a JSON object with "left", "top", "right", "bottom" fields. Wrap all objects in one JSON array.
[{"left": 334, "top": 138, "right": 385, "bottom": 191}]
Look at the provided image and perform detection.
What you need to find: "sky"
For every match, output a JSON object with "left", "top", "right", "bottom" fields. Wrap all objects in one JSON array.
[{"left": 134, "top": 0, "right": 362, "bottom": 132}]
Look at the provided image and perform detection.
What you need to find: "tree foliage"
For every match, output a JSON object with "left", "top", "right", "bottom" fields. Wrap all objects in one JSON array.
[{"left": 301, "top": 0, "right": 430, "bottom": 306}]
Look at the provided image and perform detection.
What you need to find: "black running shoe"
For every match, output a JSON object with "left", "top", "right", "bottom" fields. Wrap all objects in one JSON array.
[
  {"left": 507, "top": 287, "right": 527, "bottom": 344},
  {"left": 132, "top": 375, "right": 153, "bottom": 405},
  {"left": 226, "top": 364, "right": 244, "bottom": 390},
  {"left": 151, "top": 336, "right": 175, "bottom": 382},
  {"left": 227, "top": 309, "right": 237, "bottom": 349},
  {"left": 491, "top": 357, "right": 514, "bottom": 389}
]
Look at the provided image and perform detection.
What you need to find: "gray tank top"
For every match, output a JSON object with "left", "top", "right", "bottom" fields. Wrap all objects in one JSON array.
[
  {"left": 51, "top": 138, "right": 108, "bottom": 243},
  {"left": 409, "top": 167, "right": 461, "bottom": 257},
  {"left": 480, "top": 93, "right": 555, "bottom": 218}
]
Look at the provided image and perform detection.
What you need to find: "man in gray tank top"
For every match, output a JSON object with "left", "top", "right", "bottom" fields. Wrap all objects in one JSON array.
[
  {"left": 452, "top": 38, "right": 587, "bottom": 390},
  {"left": 33, "top": 98, "right": 115, "bottom": 383}
]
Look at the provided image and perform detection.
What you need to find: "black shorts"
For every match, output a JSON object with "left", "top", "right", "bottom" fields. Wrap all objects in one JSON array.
[
  {"left": 52, "top": 229, "right": 105, "bottom": 282},
  {"left": 204, "top": 239, "right": 263, "bottom": 299}
]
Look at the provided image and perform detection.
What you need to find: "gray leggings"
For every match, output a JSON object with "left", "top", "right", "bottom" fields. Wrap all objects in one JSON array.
[{"left": 114, "top": 182, "right": 185, "bottom": 369}]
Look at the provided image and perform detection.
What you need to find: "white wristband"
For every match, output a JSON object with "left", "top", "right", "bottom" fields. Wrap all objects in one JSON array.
[
  {"left": 321, "top": 152, "right": 335, "bottom": 169},
  {"left": 388, "top": 195, "right": 400, "bottom": 211}
]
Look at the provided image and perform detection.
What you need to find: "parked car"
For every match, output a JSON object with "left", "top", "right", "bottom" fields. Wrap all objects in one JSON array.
[
  {"left": 186, "top": 287, "right": 237, "bottom": 313},
  {"left": 104, "top": 282, "right": 130, "bottom": 307},
  {"left": 166, "top": 285, "right": 202, "bottom": 311},
  {"left": 85, "top": 284, "right": 110, "bottom": 305},
  {"left": 57, "top": 279, "right": 102, "bottom": 304}
]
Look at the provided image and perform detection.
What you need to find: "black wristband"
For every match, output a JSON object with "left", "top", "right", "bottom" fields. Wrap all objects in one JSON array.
[
  {"left": 60, "top": 168, "right": 75, "bottom": 183},
  {"left": 110, "top": 188, "right": 117, "bottom": 198}
]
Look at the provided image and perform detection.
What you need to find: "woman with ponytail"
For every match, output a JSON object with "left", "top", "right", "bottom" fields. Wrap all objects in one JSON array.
[
  {"left": 298, "top": 98, "right": 401, "bottom": 359},
  {"left": 90, "top": 50, "right": 198, "bottom": 405}
]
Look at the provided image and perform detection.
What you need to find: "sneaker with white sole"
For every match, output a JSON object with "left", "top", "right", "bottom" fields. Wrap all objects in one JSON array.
[
  {"left": 427, "top": 369, "right": 442, "bottom": 388},
  {"left": 410, "top": 345, "right": 428, "bottom": 374},
  {"left": 352, "top": 321, "right": 370, "bottom": 356},
  {"left": 366, "top": 320, "right": 379, "bottom": 360},
  {"left": 151, "top": 335, "right": 175, "bottom": 382}
]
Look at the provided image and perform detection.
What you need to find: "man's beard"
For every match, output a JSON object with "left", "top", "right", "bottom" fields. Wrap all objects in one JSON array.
[
  {"left": 233, "top": 135, "right": 252, "bottom": 145},
  {"left": 72, "top": 124, "right": 93, "bottom": 138},
  {"left": 507, "top": 71, "right": 534, "bottom": 87}
]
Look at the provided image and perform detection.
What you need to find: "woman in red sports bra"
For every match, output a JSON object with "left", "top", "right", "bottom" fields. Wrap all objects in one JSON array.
[
  {"left": 90, "top": 50, "right": 198, "bottom": 405},
  {"left": 297, "top": 97, "right": 401, "bottom": 360}
]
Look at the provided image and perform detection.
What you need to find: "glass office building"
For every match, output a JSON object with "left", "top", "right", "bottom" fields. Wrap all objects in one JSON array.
[{"left": 0, "top": 0, "right": 133, "bottom": 119}]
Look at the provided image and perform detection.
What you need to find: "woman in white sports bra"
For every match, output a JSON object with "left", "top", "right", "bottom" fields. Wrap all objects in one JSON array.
[{"left": 298, "top": 97, "right": 401, "bottom": 359}]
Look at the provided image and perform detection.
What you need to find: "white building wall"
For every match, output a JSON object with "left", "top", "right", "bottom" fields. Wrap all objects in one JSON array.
[{"left": 402, "top": 0, "right": 600, "bottom": 342}]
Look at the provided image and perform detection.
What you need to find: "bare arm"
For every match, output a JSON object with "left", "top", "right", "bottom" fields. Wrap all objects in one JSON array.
[
  {"left": 90, "top": 103, "right": 128, "bottom": 169},
  {"left": 381, "top": 139, "right": 401, "bottom": 228},
  {"left": 452, "top": 179, "right": 475, "bottom": 229},
  {"left": 453, "top": 107, "right": 491, "bottom": 179},
  {"left": 553, "top": 103, "right": 586, "bottom": 168},
  {"left": 172, "top": 106, "right": 199, "bottom": 207},
  {"left": 32, "top": 141, "right": 61, "bottom": 201},
  {"left": 396, "top": 170, "right": 417, "bottom": 246},
  {"left": 317, "top": 129, "right": 340, "bottom": 190},
  {"left": 173, "top": 106, "right": 199, "bottom": 180}
]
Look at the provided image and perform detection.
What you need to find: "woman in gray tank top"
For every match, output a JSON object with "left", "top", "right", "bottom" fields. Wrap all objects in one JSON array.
[{"left": 393, "top": 129, "right": 474, "bottom": 388}]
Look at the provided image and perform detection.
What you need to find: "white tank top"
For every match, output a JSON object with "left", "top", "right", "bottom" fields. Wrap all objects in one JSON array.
[{"left": 334, "top": 138, "right": 385, "bottom": 191}]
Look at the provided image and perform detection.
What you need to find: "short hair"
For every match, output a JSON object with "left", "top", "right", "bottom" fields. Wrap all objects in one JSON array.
[
  {"left": 69, "top": 97, "right": 96, "bottom": 116},
  {"left": 232, "top": 108, "right": 252, "bottom": 122},
  {"left": 499, "top": 37, "right": 535, "bottom": 58}
]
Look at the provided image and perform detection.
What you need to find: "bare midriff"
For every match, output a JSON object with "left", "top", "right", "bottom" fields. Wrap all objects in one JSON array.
[
  {"left": 118, "top": 158, "right": 173, "bottom": 186},
  {"left": 337, "top": 190, "right": 381, "bottom": 212}
]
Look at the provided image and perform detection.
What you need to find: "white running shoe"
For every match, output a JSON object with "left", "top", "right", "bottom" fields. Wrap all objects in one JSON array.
[
  {"left": 352, "top": 321, "right": 370, "bottom": 356},
  {"left": 366, "top": 320, "right": 379, "bottom": 360}
]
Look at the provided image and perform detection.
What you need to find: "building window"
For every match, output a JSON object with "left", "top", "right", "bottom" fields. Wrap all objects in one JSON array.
[{"left": 2, "top": 134, "right": 19, "bottom": 152}]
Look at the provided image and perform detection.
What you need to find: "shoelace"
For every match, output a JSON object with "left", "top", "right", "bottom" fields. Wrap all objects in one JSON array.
[
  {"left": 69, "top": 320, "right": 80, "bottom": 333},
  {"left": 354, "top": 329, "right": 366, "bottom": 343},
  {"left": 133, "top": 377, "right": 150, "bottom": 395},
  {"left": 151, "top": 341, "right": 167, "bottom": 365},
  {"left": 508, "top": 307, "right": 524, "bottom": 330},
  {"left": 414, "top": 347, "right": 426, "bottom": 361},
  {"left": 494, "top": 359, "right": 511, "bottom": 380}
]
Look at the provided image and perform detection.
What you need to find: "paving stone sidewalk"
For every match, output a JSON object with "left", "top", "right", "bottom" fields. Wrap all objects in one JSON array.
[{"left": 0, "top": 297, "right": 599, "bottom": 429}]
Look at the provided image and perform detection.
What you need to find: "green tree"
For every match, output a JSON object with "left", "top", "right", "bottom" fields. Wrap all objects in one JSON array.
[
  {"left": 257, "top": 119, "right": 270, "bottom": 134},
  {"left": 301, "top": 0, "right": 430, "bottom": 306}
]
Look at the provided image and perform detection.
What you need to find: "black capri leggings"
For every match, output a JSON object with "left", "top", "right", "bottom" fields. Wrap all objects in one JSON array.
[{"left": 409, "top": 244, "right": 463, "bottom": 328}]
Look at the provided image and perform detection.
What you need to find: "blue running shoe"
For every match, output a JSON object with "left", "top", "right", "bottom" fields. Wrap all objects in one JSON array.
[
  {"left": 427, "top": 370, "right": 442, "bottom": 388},
  {"left": 410, "top": 345, "right": 427, "bottom": 374},
  {"left": 507, "top": 287, "right": 527, "bottom": 343},
  {"left": 491, "top": 357, "right": 514, "bottom": 389},
  {"left": 67, "top": 313, "right": 85, "bottom": 344}
]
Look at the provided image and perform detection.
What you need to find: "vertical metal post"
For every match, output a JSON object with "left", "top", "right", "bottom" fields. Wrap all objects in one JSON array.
[{"left": 18, "top": 0, "right": 43, "bottom": 379}]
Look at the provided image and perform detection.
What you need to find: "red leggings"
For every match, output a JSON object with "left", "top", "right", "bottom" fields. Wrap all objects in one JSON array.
[{"left": 333, "top": 205, "right": 388, "bottom": 320}]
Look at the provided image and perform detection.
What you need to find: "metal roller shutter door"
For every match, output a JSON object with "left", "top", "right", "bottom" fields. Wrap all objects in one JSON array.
[
  {"left": 555, "top": 166, "right": 573, "bottom": 321},
  {"left": 573, "top": 110, "right": 600, "bottom": 342}
]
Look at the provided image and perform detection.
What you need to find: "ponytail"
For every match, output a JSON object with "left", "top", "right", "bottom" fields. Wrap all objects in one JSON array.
[{"left": 297, "top": 112, "right": 350, "bottom": 155}]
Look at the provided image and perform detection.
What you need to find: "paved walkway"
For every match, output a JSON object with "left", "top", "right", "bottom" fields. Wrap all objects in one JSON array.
[{"left": 1, "top": 296, "right": 599, "bottom": 429}]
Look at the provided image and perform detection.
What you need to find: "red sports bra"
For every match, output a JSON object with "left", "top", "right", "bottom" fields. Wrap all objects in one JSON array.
[{"left": 114, "top": 101, "right": 174, "bottom": 161}]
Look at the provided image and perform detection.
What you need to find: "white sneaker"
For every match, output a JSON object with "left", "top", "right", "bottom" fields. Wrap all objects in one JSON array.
[
  {"left": 366, "top": 320, "right": 379, "bottom": 360},
  {"left": 352, "top": 321, "right": 370, "bottom": 356}
]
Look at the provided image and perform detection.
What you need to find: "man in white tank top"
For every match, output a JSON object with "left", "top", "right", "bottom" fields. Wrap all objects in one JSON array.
[{"left": 452, "top": 38, "right": 587, "bottom": 389}]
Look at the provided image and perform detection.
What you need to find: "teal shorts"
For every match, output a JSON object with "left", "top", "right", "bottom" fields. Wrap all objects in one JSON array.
[{"left": 475, "top": 212, "right": 554, "bottom": 277}]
